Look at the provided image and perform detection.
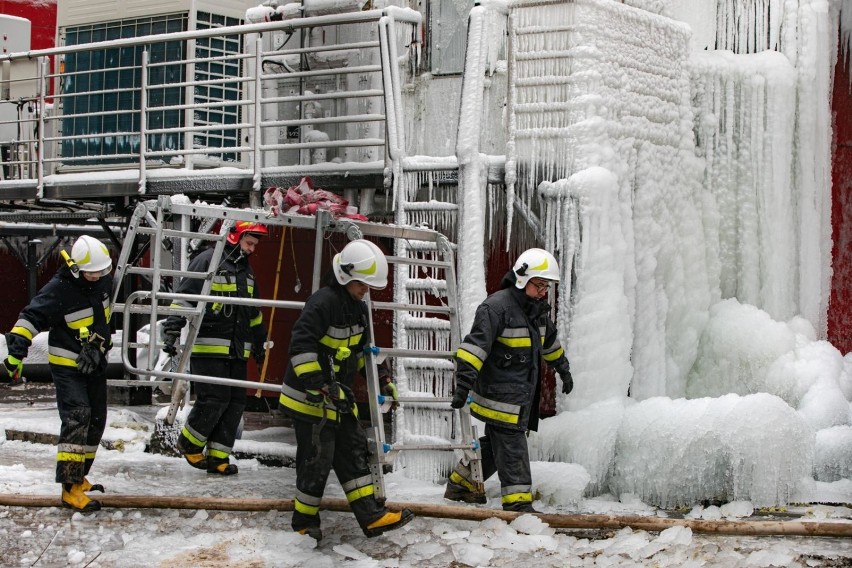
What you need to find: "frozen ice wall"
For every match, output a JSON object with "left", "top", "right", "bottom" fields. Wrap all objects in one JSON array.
[
  {"left": 490, "top": 0, "right": 847, "bottom": 507},
  {"left": 508, "top": 0, "right": 712, "bottom": 401},
  {"left": 690, "top": 51, "right": 798, "bottom": 321}
]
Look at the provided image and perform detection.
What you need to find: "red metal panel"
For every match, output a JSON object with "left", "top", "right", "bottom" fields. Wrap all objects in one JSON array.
[
  {"left": 829, "top": 52, "right": 852, "bottom": 355},
  {"left": 0, "top": 1, "right": 57, "bottom": 52}
]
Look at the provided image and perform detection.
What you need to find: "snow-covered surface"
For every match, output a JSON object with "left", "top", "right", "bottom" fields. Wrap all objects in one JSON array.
[{"left": 1, "top": 400, "right": 852, "bottom": 567}]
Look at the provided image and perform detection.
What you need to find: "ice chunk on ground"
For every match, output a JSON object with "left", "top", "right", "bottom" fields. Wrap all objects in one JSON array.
[
  {"left": 610, "top": 393, "right": 813, "bottom": 507},
  {"left": 531, "top": 461, "right": 590, "bottom": 508}
]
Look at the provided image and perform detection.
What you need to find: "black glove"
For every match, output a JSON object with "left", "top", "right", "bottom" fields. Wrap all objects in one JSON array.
[
  {"left": 252, "top": 347, "right": 266, "bottom": 366},
  {"left": 162, "top": 329, "right": 180, "bottom": 357},
  {"left": 450, "top": 387, "right": 469, "bottom": 409},
  {"left": 558, "top": 365, "right": 573, "bottom": 395},
  {"left": 2, "top": 356, "right": 23, "bottom": 385},
  {"left": 76, "top": 342, "right": 102, "bottom": 375},
  {"left": 301, "top": 371, "right": 327, "bottom": 390},
  {"left": 305, "top": 389, "right": 326, "bottom": 404}
]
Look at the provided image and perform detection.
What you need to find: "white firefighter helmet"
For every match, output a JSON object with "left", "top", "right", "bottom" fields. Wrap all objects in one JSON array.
[
  {"left": 70, "top": 235, "right": 112, "bottom": 277},
  {"left": 333, "top": 239, "right": 388, "bottom": 289},
  {"left": 513, "top": 248, "right": 560, "bottom": 289}
]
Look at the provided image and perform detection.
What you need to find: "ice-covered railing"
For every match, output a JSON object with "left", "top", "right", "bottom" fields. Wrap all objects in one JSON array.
[{"left": 0, "top": 8, "right": 421, "bottom": 196}]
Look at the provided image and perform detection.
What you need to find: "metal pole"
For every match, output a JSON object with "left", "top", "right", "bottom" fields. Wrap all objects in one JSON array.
[{"left": 26, "top": 239, "right": 41, "bottom": 300}]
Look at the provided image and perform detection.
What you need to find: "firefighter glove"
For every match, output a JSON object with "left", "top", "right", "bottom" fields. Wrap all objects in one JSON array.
[
  {"left": 252, "top": 346, "right": 266, "bottom": 366},
  {"left": 305, "top": 389, "right": 326, "bottom": 404},
  {"left": 162, "top": 329, "right": 181, "bottom": 357},
  {"left": 2, "top": 355, "right": 23, "bottom": 384},
  {"left": 559, "top": 365, "right": 573, "bottom": 395},
  {"left": 301, "top": 371, "right": 327, "bottom": 390},
  {"left": 76, "top": 342, "right": 102, "bottom": 375},
  {"left": 450, "top": 387, "right": 469, "bottom": 409}
]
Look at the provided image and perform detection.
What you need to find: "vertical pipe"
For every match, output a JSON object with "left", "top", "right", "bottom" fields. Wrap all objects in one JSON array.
[
  {"left": 26, "top": 239, "right": 40, "bottom": 301},
  {"left": 138, "top": 49, "right": 148, "bottom": 194},
  {"left": 252, "top": 37, "right": 263, "bottom": 202},
  {"left": 184, "top": 7, "right": 198, "bottom": 171},
  {"left": 35, "top": 57, "right": 45, "bottom": 198}
]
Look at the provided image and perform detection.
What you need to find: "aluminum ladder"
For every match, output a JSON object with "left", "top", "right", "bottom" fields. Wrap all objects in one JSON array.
[
  {"left": 110, "top": 195, "right": 234, "bottom": 425},
  {"left": 353, "top": 226, "right": 484, "bottom": 501}
]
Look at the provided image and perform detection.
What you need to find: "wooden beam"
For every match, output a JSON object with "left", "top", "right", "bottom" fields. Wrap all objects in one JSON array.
[{"left": 1, "top": 494, "right": 849, "bottom": 538}]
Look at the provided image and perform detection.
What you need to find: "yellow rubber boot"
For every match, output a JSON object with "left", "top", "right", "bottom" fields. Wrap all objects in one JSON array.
[
  {"left": 61, "top": 483, "right": 101, "bottom": 513},
  {"left": 183, "top": 452, "right": 208, "bottom": 470},
  {"left": 80, "top": 477, "right": 105, "bottom": 493},
  {"left": 363, "top": 509, "right": 415, "bottom": 538}
]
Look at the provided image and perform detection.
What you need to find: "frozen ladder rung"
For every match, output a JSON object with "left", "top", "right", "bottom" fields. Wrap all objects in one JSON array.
[
  {"left": 400, "top": 315, "right": 451, "bottom": 331},
  {"left": 402, "top": 201, "right": 459, "bottom": 212},
  {"left": 401, "top": 239, "right": 457, "bottom": 252},
  {"left": 402, "top": 358, "right": 455, "bottom": 370},
  {"left": 515, "top": 50, "right": 580, "bottom": 60},
  {"left": 515, "top": 76, "right": 574, "bottom": 87},
  {"left": 385, "top": 255, "right": 453, "bottom": 269},
  {"left": 404, "top": 277, "right": 447, "bottom": 291},
  {"left": 372, "top": 347, "right": 455, "bottom": 359},
  {"left": 514, "top": 24, "right": 579, "bottom": 35},
  {"left": 371, "top": 300, "right": 453, "bottom": 315},
  {"left": 383, "top": 443, "right": 476, "bottom": 453}
]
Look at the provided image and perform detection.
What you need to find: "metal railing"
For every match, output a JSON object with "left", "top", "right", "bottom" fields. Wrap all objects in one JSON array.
[{"left": 0, "top": 8, "right": 421, "bottom": 197}]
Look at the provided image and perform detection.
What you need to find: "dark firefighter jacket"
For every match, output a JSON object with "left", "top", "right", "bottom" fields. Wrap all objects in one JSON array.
[
  {"left": 279, "top": 281, "right": 368, "bottom": 424},
  {"left": 454, "top": 272, "right": 570, "bottom": 432},
  {"left": 6, "top": 265, "right": 114, "bottom": 368},
  {"left": 164, "top": 244, "right": 266, "bottom": 359}
]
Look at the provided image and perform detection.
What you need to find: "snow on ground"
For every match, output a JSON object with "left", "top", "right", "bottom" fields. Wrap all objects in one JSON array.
[{"left": 1, "top": 394, "right": 851, "bottom": 568}]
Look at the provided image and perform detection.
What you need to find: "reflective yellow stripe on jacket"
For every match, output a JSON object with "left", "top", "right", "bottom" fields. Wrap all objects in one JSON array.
[
  {"left": 469, "top": 391, "right": 521, "bottom": 426},
  {"left": 48, "top": 346, "right": 79, "bottom": 367}
]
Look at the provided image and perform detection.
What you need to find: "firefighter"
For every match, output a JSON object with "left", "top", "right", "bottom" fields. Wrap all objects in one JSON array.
[
  {"left": 280, "top": 239, "right": 415, "bottom": 541},
  {"left": 2, "top": 235, "right": 114, "bottom": 512},
  {"left": 162, "top": 221, "right": 268, "bottom": 475},
  {"left": 444, "top": 248, "right": 573, "bottom": 513}
]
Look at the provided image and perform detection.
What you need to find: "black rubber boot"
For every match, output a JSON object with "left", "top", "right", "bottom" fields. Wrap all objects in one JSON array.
[
  {"left": 296, "top": 527, "right": 323, "bottom": 542},
  {"left": 504, "top": 502, "right": 540, "bottom": 514},
  {"left": 207, "top": 458, "right": 238, "bottom": 475},
  {"left": 443, "top": 482, "right": 487, "bottom": 504},
  {"left": 80, "top": 477, "right": 105, "bottom": 493},
  {"left": 177, "top": 435, "right": 208, "bottom": 470}
]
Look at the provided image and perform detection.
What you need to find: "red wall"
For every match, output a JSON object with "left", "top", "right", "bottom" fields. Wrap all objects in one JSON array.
[
  {"left": 828, "top": 51, "right": 852, "bottom": 355},
  {"left": 247, "top": 228, "right": 394, "bottom": 401},
  {"left": 0, "top": 0, "right": 56, "bottom": 52}
]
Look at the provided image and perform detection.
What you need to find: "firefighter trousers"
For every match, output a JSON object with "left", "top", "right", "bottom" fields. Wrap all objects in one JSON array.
[
  {"left": 52, "top": 365, "right": 107, "bottom": 484},
  {"left": 477, "top": 424, "right": 533, "bottom": 511},
  {"left": 183, "top": 357, "right": 247, "bottom": 458},
  {"left": 291, "top": 412, "right": 386, "bottom": 532}
]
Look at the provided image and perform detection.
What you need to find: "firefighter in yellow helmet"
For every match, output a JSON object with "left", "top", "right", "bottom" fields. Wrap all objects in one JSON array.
[
  {"left": 280, "top": 239, "right": 414, "bottom": 541},
  {"left": 444, "top": 248, "right": 573, "bottom": 512},
  {"left": 162, "top": 221, "right": 268, "bottom": 475},
  {"left": 3, "top": 235, "right": 114, "bottom": 512}
]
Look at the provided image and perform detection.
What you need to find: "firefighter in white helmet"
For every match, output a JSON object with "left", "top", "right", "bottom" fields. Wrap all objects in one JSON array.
[
  {"left": 3, "top": 235, "right": 114, "bottom": 512},
  {"left": 280, "top": 239, "right": 414, "bottom": 541},
  {"left": 444, "top": 248, "right": 573, "bottom": 512}
]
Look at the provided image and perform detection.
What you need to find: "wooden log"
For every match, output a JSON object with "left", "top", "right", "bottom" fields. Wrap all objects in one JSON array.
[{"left": 1, "top": 494, "right": 849, "bottom": 538}]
